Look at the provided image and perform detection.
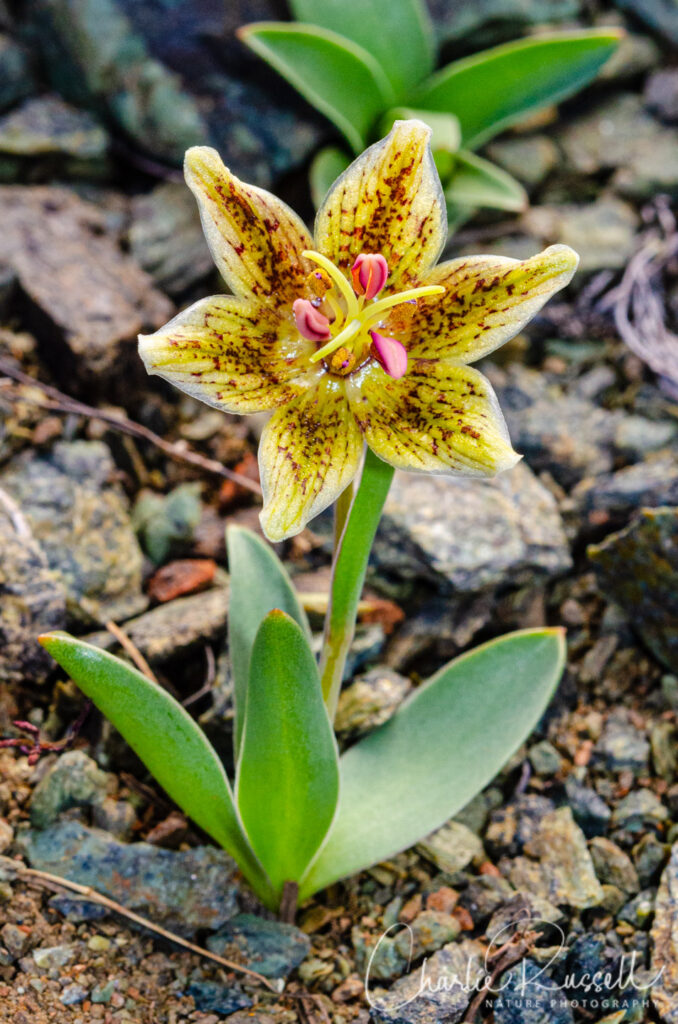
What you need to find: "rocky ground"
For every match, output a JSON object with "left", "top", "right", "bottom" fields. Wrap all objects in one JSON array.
[{"left": 2, "top": 0, "right": 678, "bottom": 1022}]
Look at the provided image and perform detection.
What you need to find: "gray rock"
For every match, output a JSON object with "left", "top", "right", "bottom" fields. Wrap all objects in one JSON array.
[
  {"left": 369, "top": 938, "right": 484, "bottom": 1023},
  {"left": 589, "top": 508, "right": 678, "bottom": 673},
  {"left": 646, "top": 69, "right": 678, "bottom": 123},
  {"left": 33, "top": 943, "right": 79, "bottom": 970},
  {"left": 353, "top": 925, "right": 408, "bottom": 982},
  {"left": 486, "top": 795, "right": 556, "bottom": 858},
  {"left": 48, "top": 894, "right": 109, "bottom": 922},
  {"left": 87, "top": 585, "right": 229, "bottom": 665},
  {"left": 574, "top": 455, "right": 678, "bottom": 523},
  {"left": 0, "top": 492, "right": 66, "bottom": 684},
  {"left": 523, "top": 196, "right": 640, "bottom": 273},
  {"left": 207, "top": 914, "right": 309, "bottom": 980},
  {"left": 25, "top": 0, "right": 322, "bottom": 179},
  {"left": 128, "top": 182, "right": 213, "bottom": 297},
  {"left": 565, "top": 778, "right": 611, "bottom": 838},
  {"left": 590, "top": 837, "right": 640, "bottom": 895},
  {"left": 612, "top": 789, "right": 668, "bottom": 832},
  {"left": 0, "top": 35, "right": 37, "bottom": 113},
  {"left": 60, "top": 984, "right": 88, "bottom": 1005},
  {"left": 395, "top": 910, "right": 461, "bottom": 960},
  {"left": 594, "top": 710, "right": 650, "bottom": 774},
  {"left": 523, "top": 807, "right": 604, "bottom": 909},
  {"left": 1, "top": 922, "right": 30, "bottom": 959},
  {"left": 335, "top": 667, "right": 412, "bottom": 740},
  {"left": 486, "top": 135, "right": 558, "bottom": 189},
  {"left": 487, "top": 892, "right": 564, "bottom": 944},
  {"left": 186, "top": 981, "right": 251, "bottom": 1016},
  {"left": 634, "top": 833, "right": 669, "bottom": 887},
  {"left": 651, "top": 843, "right": 678, "bottom": 1021},
  {"left": 0, "top": 441, "right": 147, "bottom": 625},
  {"left": 0, "top": 95, "right": 108, "bottom": 160},
  {"left": 459, "top": 875, "right": 514, "bottom": 924},
  {"left": 23, "top": 819, "right": 239, "bottom": 934},
  {"left": 618, "top": 888, "right": 655, "bottom": 928},
  {"left": 417, "top": 820, "right": 484, "bottom": 875},
  {"left": 132, "top": 484, "right": 203, "bottom": 565},
  {"left": 0, "top": 185, "right": 172, "bottom": 382},
  {"left": 528, "top": 740, "right": 563, "bottom": 776},
  {"left": 560, "top": 93, "right": 678, "bottom": 198},
  {"left": 374, "top": 461, "right": 571, "bottom": 595},
  {"left": 614, "top": 0, "right": 678, "bottom": 46},
  {"left": 30, "top": 750, "right": 115, "bottom": 829},
  {"left": 494, "top": 958, "right": 574, "bottom": 1024}
]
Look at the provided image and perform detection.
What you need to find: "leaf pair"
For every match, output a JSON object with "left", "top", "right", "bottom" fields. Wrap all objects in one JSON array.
[{"left": 240, "top": 0, "right": 620, "bottom": 217}]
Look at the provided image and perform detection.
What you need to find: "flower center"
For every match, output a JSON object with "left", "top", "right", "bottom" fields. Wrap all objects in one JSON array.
[{"left": 293, "top": 250, "right": 444, "bottom": 379}]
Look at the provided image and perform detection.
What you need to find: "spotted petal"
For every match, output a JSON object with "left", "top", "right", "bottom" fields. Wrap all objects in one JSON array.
[
  {"left": 259, "top": 379, "right": 363, "bottom": 541},
  {"left": 347, "top": 359, "right": 519, "bottom": 476},
  {"left": 185, "top": 146, "right": 313, "bottom": 306},
  {"left": 391, "top": 244, "right": 578, "bottom": 363},
  {"left": 139, "top": 295, "right": 321, "bottom": 414},
  {"left": 314, "top": 120, "right": 446, "bottom": 291}
]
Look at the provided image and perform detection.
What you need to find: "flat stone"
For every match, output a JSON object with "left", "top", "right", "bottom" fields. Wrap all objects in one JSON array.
[
  {"left": 611, "top": 789, "right": 668, "bottom": 831},
  {"left": 23, "top": 819, "right": 239, "bottom": 935},
  {"left": 30, "top": 750, "right": 115, "bottom": 829},
  {"left": 0, "top": 186, "right": 172, "bottom": 381},
  {"left": 87, "top": 585, "right": 229, "bottom": 664},
  {"left": 128, "top": 182, "right": 213, "bottom": 296},
  {"left": 0, "top": 95, "right": 108, "bottom": 159},
  {"left": 651, "top": 843, "right": 678, "bottom": 1020},
  {"left": 523, "top": 807, "right": 604, "bottom": 909},
  {"left": 374, "top": 461, "right": 571, "bottom": 594},
  {"left": 486, "top": 135, "right": 558, "bottom": 189},
  {"left": 48, "top": 894, "right": 109, "bottom": 922},
  {"left": 594, "top": 710, "right": 650, "bottom": 774},
  {"left": 334, "top": 667, "right": 412, "bottom": 740},
  {"left": 369, "top": 938, "right": 484, "bottom": 1023},
  {"left": 590, "top": 837, "right": 640, "bottom": 895},
  {"left": 32, "top": 943, "right": 79, "bottom": 970},
  {"left": 207, "top": 914, "right": 309, "bottom": 980},
  {"left": 0, "top": 441, "right": 147, "bottom": 625},
  {"left": 588, "top": 508, "right": 678, "bottom": 673},
  {"left": 523, "top": 196, "right": 640, "bottom": 273},
  {"left": 0, "top": 493, "right": 66, "bottom": 684},
  {"left": 417, "top": 820, "right": 484, "bottom": 875}
]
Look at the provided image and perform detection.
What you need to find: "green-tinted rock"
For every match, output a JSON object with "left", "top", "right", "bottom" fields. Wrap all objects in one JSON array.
[
  {"left": 486, "top": 135, "right": 558, "bottom": 189},
  {"left": 0, "top": 442, "right": 147, "bottom": 625},
  {"left": 335, "top": 667, "right": 411, "bottom": 740},
  {"left": 651, "top": 720, "right": 678, "bottom": 781},
  {"left": 417, "top": 820, "right": 484, "bottom": 875},
  {"left": 132, "top": 484, "right": 202, "bottom": 565},
  {"left": 394, "top": 910, "right": 461, "bottom": 959},
  {"left": 594, "top": 710, "right": 650, "bottom": 774},
  {"left": 30, "top": 750, "right": 115, "bottom": 829},
  {"left": 529, "top": 740, "right": 564, "bottom": 776},
  {"left": 207, "top": 914, "right": 309, "bottom": 980},
  {"left": 612, "top": 789, "right": 668, "bottom": 831},
  {"left": 128, "top": 182, "right": 212, "bottom": 297},
  {"left": 523, "top": 196, "right": 640, "bottom": 273},
  {"left": 618, "top": 888, "right": 655, "bottom": 928},
  {"left": 589, "top": 508, "right": 678, "bottom": 673},
  {"left": 589, "top": 837, "right": 640, "bottom": 896},
  {"left": 523, "top": 807, "right": 604, "bottom": 909},
  {"left": 0, "top": 95, "right": 108, "bottom": 159}
]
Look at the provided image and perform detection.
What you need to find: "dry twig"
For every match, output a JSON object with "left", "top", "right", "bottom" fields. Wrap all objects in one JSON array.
[{"left": 105, "top": 619, "right": 158, "bottom": 683}]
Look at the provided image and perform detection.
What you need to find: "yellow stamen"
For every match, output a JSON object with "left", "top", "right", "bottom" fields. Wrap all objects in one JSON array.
[
  {"left": 303, "top": 250, "right": 360, "bottom": 321},
  {"left": 325, "top": 293, "right": 345, "bottom": 330},
  {"left": 310, "top": 319, "right": 362, "bottom": 364},
  {"left": 361, "top": 285, "right": 446, "bottom": 329}
]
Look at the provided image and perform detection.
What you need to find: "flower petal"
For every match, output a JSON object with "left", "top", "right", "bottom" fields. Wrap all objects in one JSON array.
[
  {"left": 392, "top": 244, "right": 578, "bottom": 362},
  {"left": 139, "top": 295, "right": 321, "bottom": 414},
  {"left": 314, "top": 119, "right": 446, "bottom": 291},
  {"left": 185, "top": 146, "right": 313, "bottom": 306},
  {"left": 347, "top": 358, "right": 519, "bottom": 476},
  {"left": 259, "top": 379, "right": 363, "bottom": 541}
]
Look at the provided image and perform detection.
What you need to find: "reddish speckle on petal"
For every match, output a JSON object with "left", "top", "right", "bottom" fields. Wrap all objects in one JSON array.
[
  {"left": 369, "top": 331, "right": 408, "bottom": 379},
  {"left": 351, "top": 253, "right": 389, "bottom": 300},
  {"left": 293, "top": 298, "right": 331, "bottom": 341}
]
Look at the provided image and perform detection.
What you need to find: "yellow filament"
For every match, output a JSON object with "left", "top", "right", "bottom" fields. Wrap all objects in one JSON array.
[
  {"left": 303, "top": 250, "right": 360, "bottom": 321},
  {"left": 310, "top": 319, "right": 362, "bottom": 363},
  {"left": 325, "top": 293, "right": 345, "bottom": 330},
  {"left": 361, "top": 285, "right": 445, "bottom": 329}
]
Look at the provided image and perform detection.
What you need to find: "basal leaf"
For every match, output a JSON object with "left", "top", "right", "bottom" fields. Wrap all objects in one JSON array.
[
  {"left": 445, "top": 150, "right": 527, "bottom": 213},
  {"left": 310, "top": 145, "right": 352, "bottom": 210},
  {"left": 238, "top": 22, "right": 394, "bottom": 152},
  {"left": 302, "top": 628, "right": 565, "bottom": 898},
  {"left": 289, "top": 0, "right": 435, "bottom": 99},
  {"left": 227, "top": 525, "right": 311, "bottom": 757},
  {"left": 412, "top": 29, "right": 622, "bottom": 148},
  {"left": 38, "top": 632, "right": 276, "bottom": 908},
  {"left": 236, "top": 611, "right": 339, "bottom": 898}
]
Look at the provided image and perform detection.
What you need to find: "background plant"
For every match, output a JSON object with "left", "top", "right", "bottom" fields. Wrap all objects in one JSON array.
[{"left": 239, "top": 0, "right": 620, "bottom": 224}]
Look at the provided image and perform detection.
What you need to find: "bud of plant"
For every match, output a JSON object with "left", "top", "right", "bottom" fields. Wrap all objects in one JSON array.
[
  {"left": 293, "top": 298, "right": 331, "bottom": 341},
  {"left": 351, "top": 253, "right": 389, "bottom": 300},
  {"left": 369, "top": 331, "right": 408, "bottom": 379}
]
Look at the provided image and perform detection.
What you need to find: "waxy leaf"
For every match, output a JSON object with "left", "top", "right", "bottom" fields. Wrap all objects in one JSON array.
[
  {"left": 310, "top": 145, "right": 351, "bottom": 209},
  {"left": 227, "top": 525, "right": 311, "bottom": 756},
  {"left": 38, "top": 632, "right": 276, "bottom": 908},
  {"left": 302, "top": 628, "right": 566, "bottom": 898},
  {"left": 413, "top": 29, "right": 621, "bottom": 148},
  {"left": 289, "top": 0, "right": 435, "bottom": 99},
  {"left": 445, "top": 150, "right": 527, "bottom": 213},
  {"left": 238, "top": 23, "right": 394, "bottom": 152},
  {"left": 236, "top": 611, "right": 339, "bottom": 897}
]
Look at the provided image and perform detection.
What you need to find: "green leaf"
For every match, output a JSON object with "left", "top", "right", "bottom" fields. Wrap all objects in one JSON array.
[
  {"left": 310, "top": 145, "right": 351, "bottom": 209},
  {"left": 236, "top": 611, "right": 339, "bottom": 897},
  {"left": 38, "top": 632, "right": 276, "bottom": 908},
  {"left": 319, "top": 449, "right": 394, "bottom": 718},
  {"left": 289, "top": 0, "right": 435, "bottom": 99},
  {"left": 412, "top": 29, "right": 622, "bottom": 148},
  {"left": 227, "top": 525, "right": 311, "bottom": 757},
  {"left": 238, "top": 22, "right": 394, "bottom": 153},
  {"left": 302, "top": 628, "right": 566, "bottom": 898},
  {"left": 445, "top": 150, "right": 527, "bottom": 213}
]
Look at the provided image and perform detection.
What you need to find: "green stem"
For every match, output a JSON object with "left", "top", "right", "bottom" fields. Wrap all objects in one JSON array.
[{"left": 320, "top": 448, "right": 395, "bottom": 719}]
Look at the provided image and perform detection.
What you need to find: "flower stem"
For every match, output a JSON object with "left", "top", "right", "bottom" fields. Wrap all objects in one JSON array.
[{"left": 320, "top": 448, "right": 394, "bottom": 719}]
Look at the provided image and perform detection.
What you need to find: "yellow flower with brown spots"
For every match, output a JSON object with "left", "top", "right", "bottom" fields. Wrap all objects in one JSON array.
[{"left": 139, "top": 120, "right": 578, "bottom": 542}]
